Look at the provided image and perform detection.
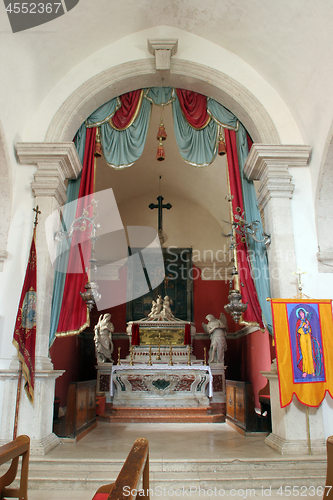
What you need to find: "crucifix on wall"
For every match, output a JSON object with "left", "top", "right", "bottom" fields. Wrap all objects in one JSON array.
[{"left": 149, "top": 195, "right": 172, "bottom": 245}]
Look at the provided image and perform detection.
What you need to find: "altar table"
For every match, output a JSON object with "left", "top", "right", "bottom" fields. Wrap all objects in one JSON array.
[{"left": 111, "top": 364, "right": 212, "bottom": 408}]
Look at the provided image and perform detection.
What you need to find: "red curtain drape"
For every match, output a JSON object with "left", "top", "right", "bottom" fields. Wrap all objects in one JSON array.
[
  {"left": 111, "top": 90, "right": 143, "bottom": 130},
  {"left": 225, "top": 129, "right": 264, "bottom": 329},
  {"left": 176, "top": 89, "right": 210, "bottom": 129},
  {"left": 56, "top": 127, "right": 97, "bottom": 335},
  {"left": 131, "top": 324, "right": 140, "bottom": 345},
  {"left": 184, "top": 323, "right": 191, "bottom": 345}
]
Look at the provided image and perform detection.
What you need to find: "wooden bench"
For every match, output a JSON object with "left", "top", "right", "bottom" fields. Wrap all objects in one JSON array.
[
  {"left": 92, "top": 437, "right": 149, "bottom": 500},
  {"left": 0, "top": 435, "right": 30, "bottom": 500}
]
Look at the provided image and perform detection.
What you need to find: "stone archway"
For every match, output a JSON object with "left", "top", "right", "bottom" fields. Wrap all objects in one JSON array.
[
  {"left": 5, "top": 57, "right": 313, "bottom": 454},
  {"left": 45, "top": 59, "right": 280, "bottom": 145}
]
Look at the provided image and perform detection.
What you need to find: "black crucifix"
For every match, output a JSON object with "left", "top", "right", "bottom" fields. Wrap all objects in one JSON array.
[{"left": 149, "top": 196, "right": 172, "bottom": 233}]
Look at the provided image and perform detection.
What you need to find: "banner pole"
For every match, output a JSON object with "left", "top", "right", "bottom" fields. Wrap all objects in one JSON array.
[
  {"left": 306, "top": 405, "right": 312, "bottom": 455},
  {"left": 13, "top": 361, "right": 23, "bottom": 440}
]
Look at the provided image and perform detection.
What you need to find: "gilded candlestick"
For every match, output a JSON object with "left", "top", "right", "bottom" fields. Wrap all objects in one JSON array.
[
  {"left": 130, "top": 345, "right": 134, "bottom": 366},
  {"left": 203, "top": 347, "right": 207, "bottom": 366},
  {"left": 187, "top": 345, "right": 191, "bottom": 366},
  {"left": 117, "top": 346, "right": 121, "bottom": 365},
  {"left": 168, "top": 346, "right": 173, "bottom": 366},
  {"left": 147, "top": 346, "right": 152, "bottom": 366},
  {"left": 156, "top": 341, "right": 161, "bottom": 361}
]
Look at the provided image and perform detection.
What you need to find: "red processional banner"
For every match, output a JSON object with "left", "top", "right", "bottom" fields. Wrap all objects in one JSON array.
[
  {"left": 12, "top": 232, "right": 37, "bottom": 403},
  {"left": 271, "top": 298, "right": 333, "bottom": 408}
]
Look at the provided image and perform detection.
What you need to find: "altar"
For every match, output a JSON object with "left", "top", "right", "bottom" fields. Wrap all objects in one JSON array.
[
  {"left": 96, "top": 297, "right": 225, "bottom": 421},
  {"left": 111, "top": 364, "right": 212, "bottom": 408}
]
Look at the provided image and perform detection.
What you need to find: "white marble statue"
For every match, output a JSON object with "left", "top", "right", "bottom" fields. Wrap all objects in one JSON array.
[
  {"left": 203, "top": 313, "right": 228, "bottom": 365},
  {"left": 94, "top": 313, "right": 114, "bottom": 363},
  {"left": 161, "top": 296, "right": 174, "bottom": 320}
]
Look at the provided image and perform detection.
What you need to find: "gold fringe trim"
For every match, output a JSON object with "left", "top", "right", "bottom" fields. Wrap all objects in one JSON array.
[
  {"left": 85, "top": 97, "right": 122, "bottom": 128},
  {"left": 12, "top": 338, "right": 34, "bottom": 404},
  {"left": 177, "top": 93, "right": 211, "bottom": 130},
  {"left": 55, "top": 307, "right": 90, "bottom": 338},
  {"left": 109, "top": 90, "right": 144, "bottom": 131}
]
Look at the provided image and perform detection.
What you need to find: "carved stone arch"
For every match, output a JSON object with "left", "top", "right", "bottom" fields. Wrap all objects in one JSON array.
[
  {"left": 0, "top": 120, "right": 12, "bottom": 271},
  {"left": 316, "top": 125, "right": 333, "bottom": 272},
  {"left": 45, "top": 59, "right": 280, "bottom": 145}
]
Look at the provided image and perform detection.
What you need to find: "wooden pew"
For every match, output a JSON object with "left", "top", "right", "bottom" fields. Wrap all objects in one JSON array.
[
  {"left": 0, "top": 435, "right": 30, "bottom": 500},
  {"left": 324, "top": 436, "right": 333, "bottom": 500},
  {"left": 92, "top": 437, "right": 149, "bottom": 500}
]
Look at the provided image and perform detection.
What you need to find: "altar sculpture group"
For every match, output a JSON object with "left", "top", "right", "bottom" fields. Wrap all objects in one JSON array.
[{"left": 148, "top": 295, "right": 174, "bottom": 321}]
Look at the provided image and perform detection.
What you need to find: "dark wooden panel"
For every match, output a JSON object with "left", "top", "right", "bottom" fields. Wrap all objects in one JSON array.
[
  {"left": 57, "top": 380, "right": 96, "bottom": 438},
  {"left": 226, "top": 384, "right": 235, "bottom": 419},
  {"left": 226, "top": 380, "right": 259, "bottom": 432}
]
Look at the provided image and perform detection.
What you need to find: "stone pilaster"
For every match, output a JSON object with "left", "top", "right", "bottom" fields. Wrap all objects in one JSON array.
[
  {"left": 244, "top": 145, "right": 311, "bottom": 298},
  {"left": 0, "top": 143, "right": 81, "bottom": 454}
]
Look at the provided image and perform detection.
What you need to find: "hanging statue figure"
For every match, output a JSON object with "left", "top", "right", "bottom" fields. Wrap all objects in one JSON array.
[
  {"left": 203, "top": 313, "right": 228, "bottom": 365},
  {"left": 94, "top": 313, "right": 114, "bottom": 363}
]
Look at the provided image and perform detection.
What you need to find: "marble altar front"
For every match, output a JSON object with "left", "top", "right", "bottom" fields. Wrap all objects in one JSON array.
[{"left": 111, "top": 364, "right": 212, "bottom": 408}]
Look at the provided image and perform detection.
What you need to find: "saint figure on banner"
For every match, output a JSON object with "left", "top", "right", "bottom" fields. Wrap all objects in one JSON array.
[{"left": 296, "top": 307, "right": 320, "bottom": 379}]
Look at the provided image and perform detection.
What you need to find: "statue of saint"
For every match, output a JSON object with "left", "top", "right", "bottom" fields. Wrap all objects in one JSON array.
[
  {"left": 203, "top": 313, "right": 228, "bottom": 365},
  {"left": 94, "top": 313, "right": 114, "bottom": 363}
]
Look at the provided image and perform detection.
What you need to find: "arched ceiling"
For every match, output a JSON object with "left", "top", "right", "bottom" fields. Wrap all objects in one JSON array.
[{"left": 95, "top": 98, "right": 230, "bottom": 226}]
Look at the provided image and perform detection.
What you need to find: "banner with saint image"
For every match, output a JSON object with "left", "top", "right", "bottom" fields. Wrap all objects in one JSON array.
[{"left": 271, "top": 299, "right": 333, "bottom": 407}]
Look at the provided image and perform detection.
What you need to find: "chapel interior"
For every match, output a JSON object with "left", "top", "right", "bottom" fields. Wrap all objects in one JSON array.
[{"left": 1, "top": 1, "right": 333, "bottom": 498}]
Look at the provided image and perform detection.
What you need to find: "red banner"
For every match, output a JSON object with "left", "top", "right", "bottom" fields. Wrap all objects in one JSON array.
[
  {"left": 271, "top": 298, "right": 333, "bottom": 407},
  {"left": 12, "top": 232, "right": 37, "bottom": 403}
]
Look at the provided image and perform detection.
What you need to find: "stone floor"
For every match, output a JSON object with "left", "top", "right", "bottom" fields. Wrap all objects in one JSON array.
[{"left": 22, "top": 422, "right": 326, "bottom": 499}]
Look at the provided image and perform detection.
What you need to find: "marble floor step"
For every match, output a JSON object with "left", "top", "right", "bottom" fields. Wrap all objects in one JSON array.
[
  {"left": 2, "top": 456, "right": 326, "bottom": 491},
  {"left": 17, "top": 466, "right": 327, "bottom": 491},
  {"left": 99, "top": 407, "right": 225, "bottom": 423}
]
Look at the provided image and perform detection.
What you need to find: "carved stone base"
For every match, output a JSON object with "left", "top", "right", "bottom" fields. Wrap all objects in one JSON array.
[
  {"left": 209, "top": 363, "right": 226, "bottom": 411},
  {"left": 0, "top": 356, "right": 64, "bottom": 455},
  {"left": 265, "top": 433, "right": 326, "bottom": 455},
  {"left": 96, "top": 362, "right": 113, "bottom": 403}
]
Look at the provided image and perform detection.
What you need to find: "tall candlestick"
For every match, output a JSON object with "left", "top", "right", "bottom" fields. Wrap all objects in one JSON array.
[
  {"left": 147, "top": 346, "right": 152, "bottom": 366},
  {"left": 156, "top": 341, "right": 161, "bottom": 361},
  {"left": 168, "top": 346, "right": 173, "bottom": 366},
  {"left": 187, "top": 345, "right": 191, "bottom": 366},
  {"left": 117, "top": 347, "right": 121, "bottom": 365},
  {"left": 203, "top": 347, "right": 207, "bottom": 366}
]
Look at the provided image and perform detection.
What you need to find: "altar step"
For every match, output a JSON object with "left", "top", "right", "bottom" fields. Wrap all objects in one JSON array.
[
  {"left": 98, "top": 406, "right": 225, "bottom": 423},
  {"left": 4, "top": 456, "right": 326, "bottom": 491}
]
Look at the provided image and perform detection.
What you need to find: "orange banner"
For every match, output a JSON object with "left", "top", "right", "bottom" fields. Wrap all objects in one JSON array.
[{"left": 271, "top": 299, "right": 333, "bottom": 408}]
